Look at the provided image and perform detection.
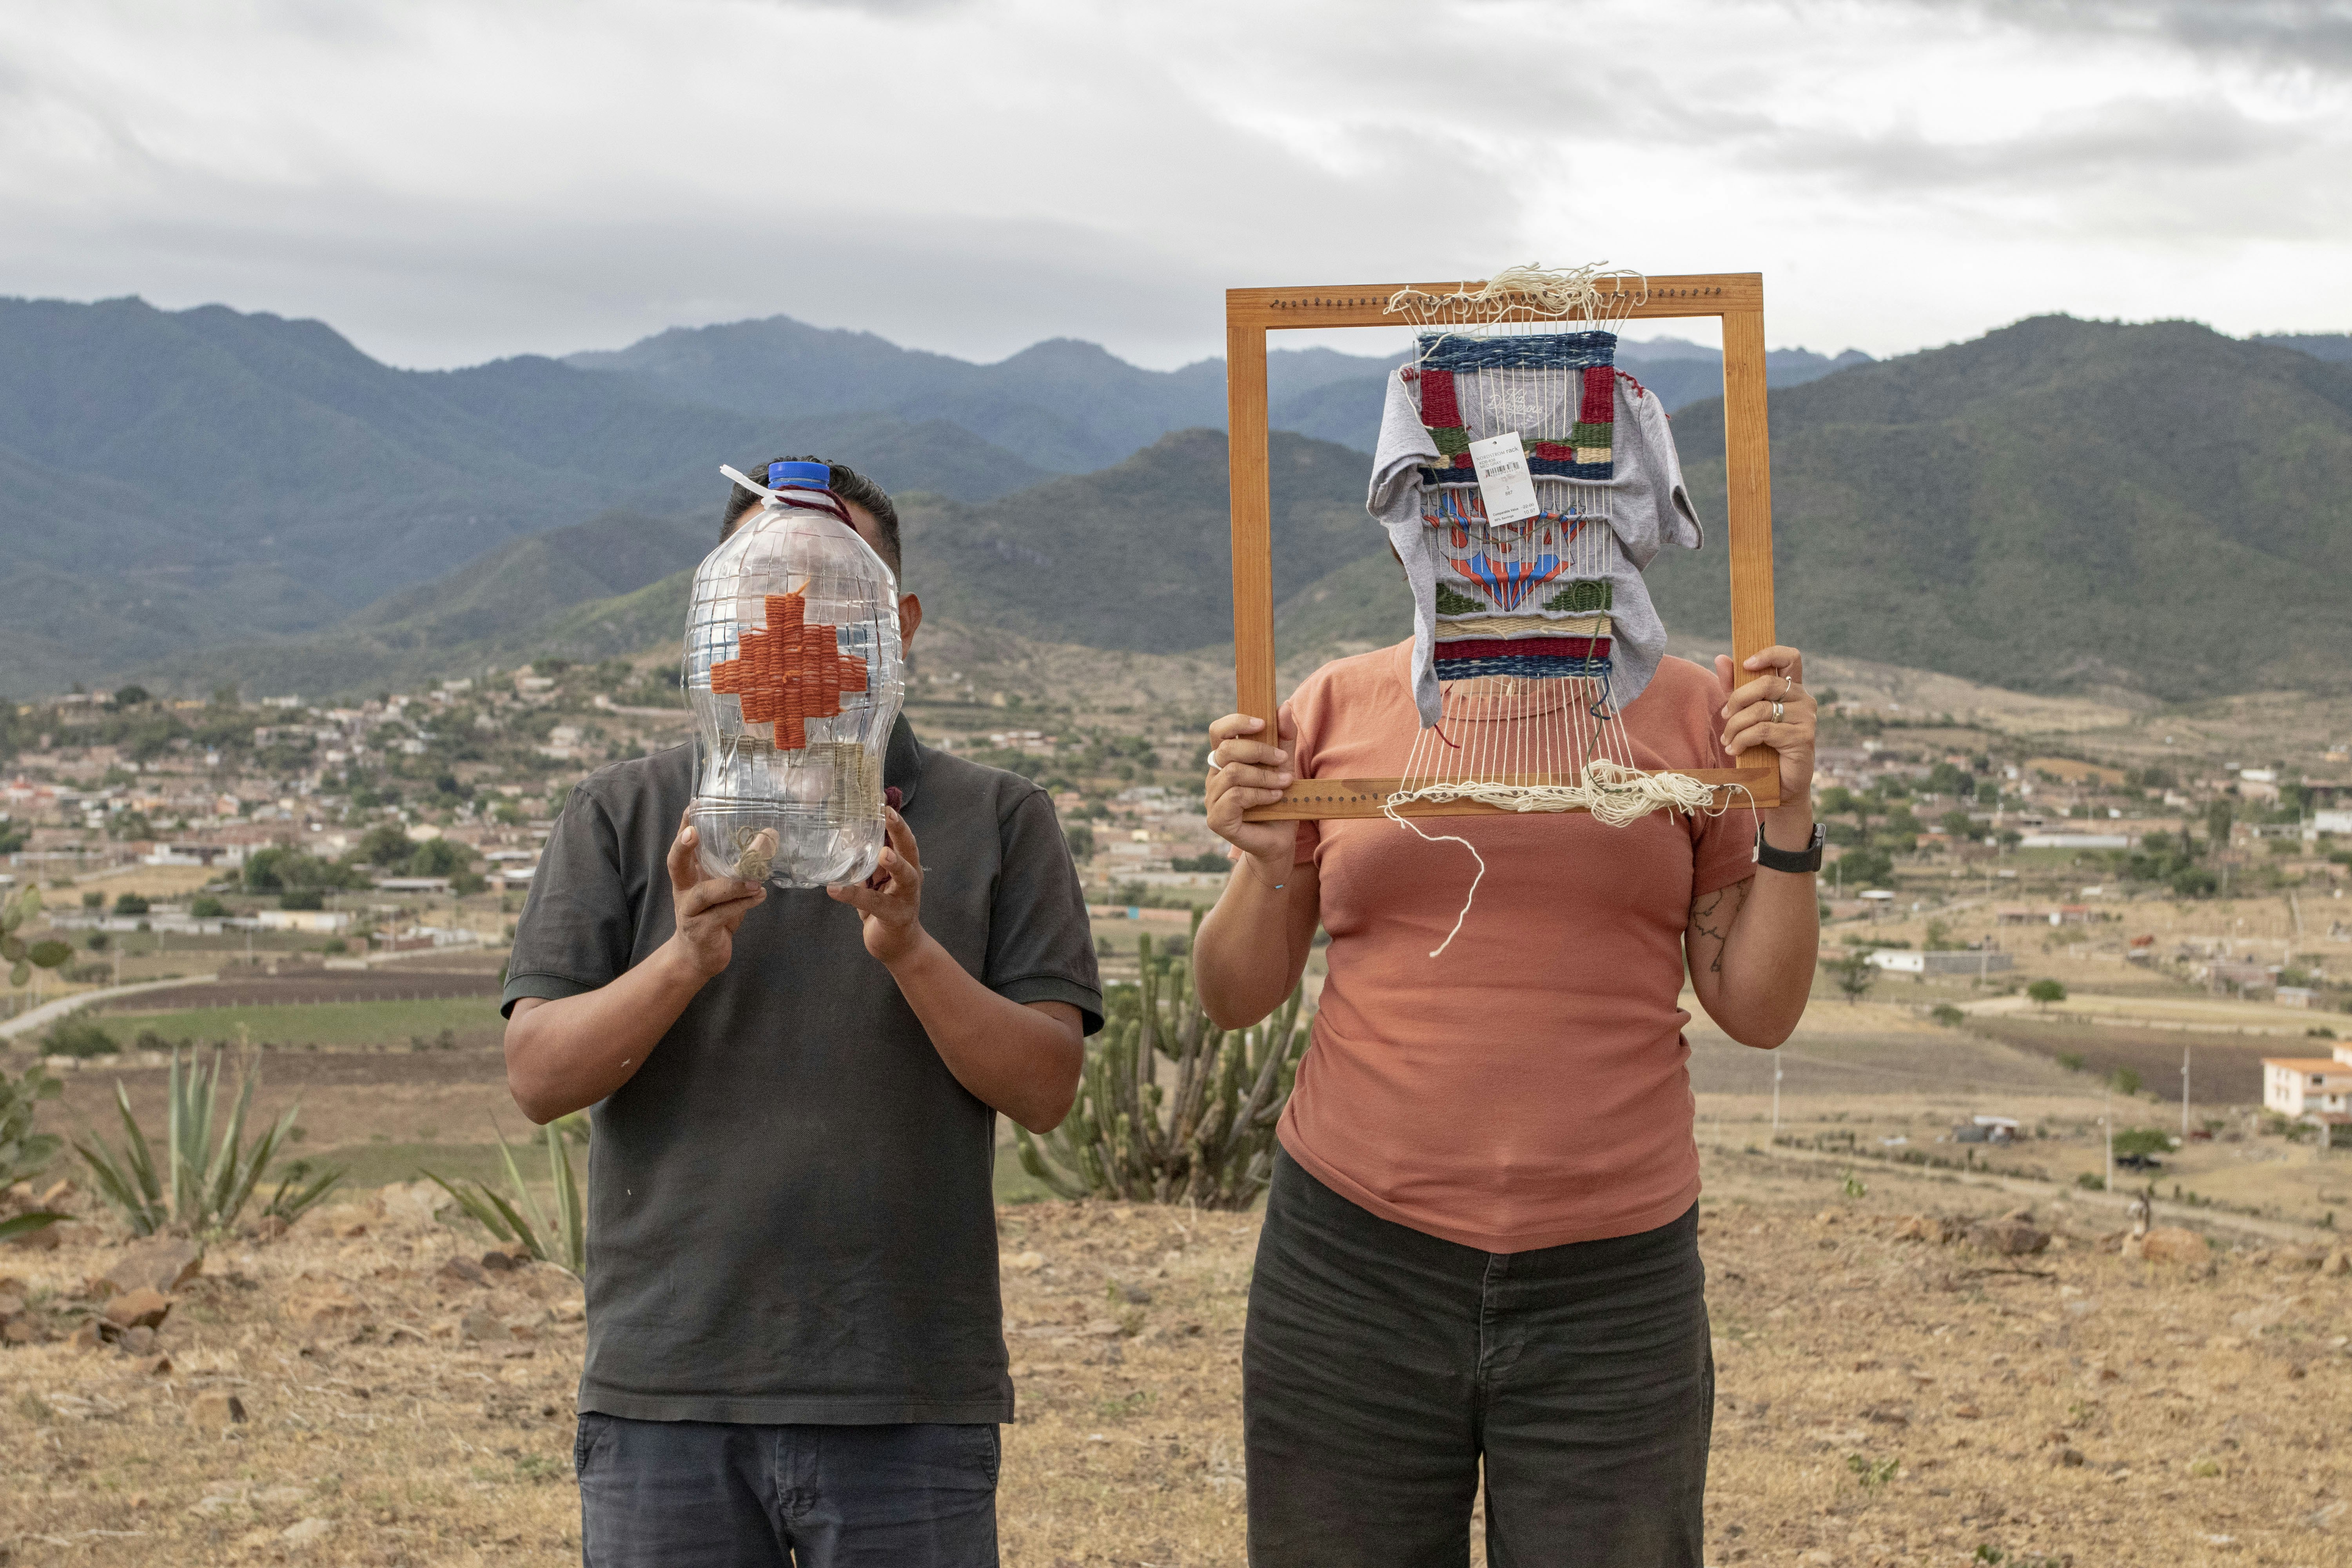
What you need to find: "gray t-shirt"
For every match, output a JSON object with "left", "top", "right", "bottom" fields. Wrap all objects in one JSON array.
[{"left": 501, "top": 717, "right": 1102, "bottom": 1425}]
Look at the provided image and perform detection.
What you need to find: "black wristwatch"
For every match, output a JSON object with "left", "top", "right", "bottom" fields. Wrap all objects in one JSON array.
[{"left": 1753, "top": 824, "right": 1825, "bottom": 874}]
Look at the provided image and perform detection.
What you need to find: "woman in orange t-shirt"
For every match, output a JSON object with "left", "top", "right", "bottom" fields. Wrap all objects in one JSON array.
[{"left": 1196, "top": 641, "right": 1821, "bottom": 1568}]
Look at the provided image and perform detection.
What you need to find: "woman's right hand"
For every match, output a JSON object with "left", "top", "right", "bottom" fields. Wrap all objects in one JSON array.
[{"left": 1204, "top": 707, "right": 1299, "bottom": 888}]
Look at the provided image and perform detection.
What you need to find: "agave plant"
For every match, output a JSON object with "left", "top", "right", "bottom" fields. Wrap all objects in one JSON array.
[
  {"left": 1016, "top": 913, "right": 1309, "bottom": 1209},
  {"left": 74, "top": 1049, "right": 343, "bottom": 1237},
  {"left": 423, "top": 1114, "right": 585, "bottom": 1277}
]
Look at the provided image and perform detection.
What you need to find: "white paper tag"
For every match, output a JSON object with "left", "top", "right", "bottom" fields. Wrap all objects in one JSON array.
[{"left": 1468, "top": 431, "right": 1541, "bottom": 524}]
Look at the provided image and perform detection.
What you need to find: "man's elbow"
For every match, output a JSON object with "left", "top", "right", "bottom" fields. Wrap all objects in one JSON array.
[
  {"left": 501, "top": 1019, "right": 566, "bottom": 1125},
  {"left": 1015, "top": 1038, "right": 1085, "bottom": 1134}
]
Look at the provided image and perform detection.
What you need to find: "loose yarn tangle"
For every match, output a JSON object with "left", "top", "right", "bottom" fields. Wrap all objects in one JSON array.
[
  {"left": 1381, "top": 762, "right": 1760, "bottom": 959},
  {"left": 1387, "top": 261, "right": 1650, "bottom": 361}
]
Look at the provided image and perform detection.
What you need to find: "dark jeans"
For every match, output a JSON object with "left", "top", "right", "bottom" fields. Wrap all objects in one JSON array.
[
  {"left": 575, "top": 1412, "right": 1000, "bottom": 1567},
  {"left": 1244, "top": 1148, "right": 1712, "bottom": 1567}
]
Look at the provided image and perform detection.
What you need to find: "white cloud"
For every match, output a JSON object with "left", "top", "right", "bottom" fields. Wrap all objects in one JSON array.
[{"left": 0, "top": 0, "right": 2343, "bottom": 369}]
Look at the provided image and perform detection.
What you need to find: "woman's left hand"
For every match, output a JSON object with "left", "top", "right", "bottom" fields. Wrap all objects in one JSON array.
[{"left": 1715, "top": 646, "right": 1817, "bottom": 805}]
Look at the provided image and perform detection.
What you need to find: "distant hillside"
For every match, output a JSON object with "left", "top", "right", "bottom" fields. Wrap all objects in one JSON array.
[
  {"left": 0, "top": 298, "right": 1047, "bottom": 695},
  {"left": 902, "top": 428, "right": 1381, "bottom": 652},
  {"left": 2252, "top": 332, "right": 2352, "bottom": 363},
  {"left": 130, "top": 509, "right": 710, "bottom": 697},
  {"left": 569, "top": 314, "right": 1401, "bottom": 474},
  {"left": 1644, "top": 316, "right": 2352, "bottom": 699},
  {"left": 147, "top": 426, "right": 1390, "bottom": 700}
]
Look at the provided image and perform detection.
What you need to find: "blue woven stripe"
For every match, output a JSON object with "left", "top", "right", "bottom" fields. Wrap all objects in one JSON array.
[
  {"left": 1419, "top": 456, "right": 1614, "bottom": 484},
  {"left": 1414, "top": 331, "right": 1617, "bottom": 371},
  {"left": 1435, "top": 653, "right": 1615, "bottom": 682}
]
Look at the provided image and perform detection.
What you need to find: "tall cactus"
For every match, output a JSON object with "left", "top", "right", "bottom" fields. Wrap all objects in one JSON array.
[
  {"left": 4, "top": 886, "right": 73, "bottom": 993},
  {"left": 1016, "top": 909, "right": 1310, "bottom": 1209}
]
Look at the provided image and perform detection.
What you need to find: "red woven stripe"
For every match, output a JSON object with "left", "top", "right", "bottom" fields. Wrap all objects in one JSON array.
[
  {"left": 1419, "top": 368, "right": 1461, "bottom": 427},
  {"left": 1432, "top": 635, "right": 1612, "bottom": 661},
  {"left": 1579, "top": 365, "right": 1613, "bottom": 424}
]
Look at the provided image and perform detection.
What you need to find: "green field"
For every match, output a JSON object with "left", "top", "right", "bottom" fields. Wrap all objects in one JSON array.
[{"left": 96, "top": 996, "right": 501, "bottom": 1049}]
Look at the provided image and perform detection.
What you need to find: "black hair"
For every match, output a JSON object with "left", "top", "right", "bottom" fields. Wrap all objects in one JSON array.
[{"left": 722, "top": 457, "right": 902, "bottom": 579}]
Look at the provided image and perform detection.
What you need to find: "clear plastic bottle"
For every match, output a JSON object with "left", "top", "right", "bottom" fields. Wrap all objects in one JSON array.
[{"left": 683, "top": 461, "right": 904, "bottom": 887}]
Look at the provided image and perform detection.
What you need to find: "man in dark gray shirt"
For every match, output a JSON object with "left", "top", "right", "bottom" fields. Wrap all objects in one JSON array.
[{"left": 501, "top": 458, "right": 1101, "bottom": 1567}]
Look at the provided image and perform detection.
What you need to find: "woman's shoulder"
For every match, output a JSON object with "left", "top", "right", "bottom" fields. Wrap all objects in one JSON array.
[
  {"left": 1641, "top": 654, "right": 1726, "bottom": 711},
  {"left": 1288, "top": 641, "right": 1410, "bottom": 712},
  {"left": 1620, "top": 654, "right": 1732, "bottom": 762}
]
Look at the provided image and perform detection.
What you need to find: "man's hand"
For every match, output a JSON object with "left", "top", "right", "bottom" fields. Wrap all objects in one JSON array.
[
  {"left": 827, "top": 807, "right": 925, "bottom": 966},
  {"left": 665, "top": 813, "right": 767, "bottom": 981}
]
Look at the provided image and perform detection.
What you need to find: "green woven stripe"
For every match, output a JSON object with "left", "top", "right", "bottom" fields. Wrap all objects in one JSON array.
[
  {"left": 1569, "top": 421, "right": 1613, "bottom": 446},
  {"left": 1541, "top": 580, "right": 1613, "bottom": 613},
  {"left": 1428, "top": 425, "right": 1472, "bottom": 456},
  {"left": 1434, "top": 583, "right": 1486, "bottom": 615}
]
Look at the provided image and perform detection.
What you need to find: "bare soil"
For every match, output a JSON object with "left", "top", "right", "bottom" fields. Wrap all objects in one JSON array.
[
  {"left": 1968, "top": 1018, "right": 2281, "bottom": 1105},
  {"left": 4, "top": 1145, "right": 2347, "bottom": 1567}
]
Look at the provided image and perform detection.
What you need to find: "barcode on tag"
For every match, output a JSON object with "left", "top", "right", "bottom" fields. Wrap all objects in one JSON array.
[{"left": 1468, "top": 432, "right": 1541, "bottom": 524}]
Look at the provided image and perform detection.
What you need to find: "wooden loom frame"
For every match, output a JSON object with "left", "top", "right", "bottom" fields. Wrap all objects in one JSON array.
[{"left": 1227, "top": 272, "right": 1781, "bottom": 820}]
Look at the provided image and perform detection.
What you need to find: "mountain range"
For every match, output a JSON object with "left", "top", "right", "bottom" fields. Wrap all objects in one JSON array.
[{"left": 3, "top": 295, "right": 2348, "bottom": 703}]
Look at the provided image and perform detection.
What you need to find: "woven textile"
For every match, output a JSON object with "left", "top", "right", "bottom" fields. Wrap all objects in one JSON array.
[
  {"left": 708, "top": 590, "right": 871, "bottom": 751},
  {"left": 1367, "top": 329, "right": 1706, "bottom": 726}
]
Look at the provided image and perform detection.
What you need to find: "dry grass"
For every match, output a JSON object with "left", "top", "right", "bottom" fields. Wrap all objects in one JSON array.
[{"left": 4, "top": 1141, "right": 2348, "bottom": 1567}]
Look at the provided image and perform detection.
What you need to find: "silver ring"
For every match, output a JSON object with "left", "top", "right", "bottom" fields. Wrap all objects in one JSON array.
[{"left": 1771, "top": 700, "right": 1785, "bottom": 723}]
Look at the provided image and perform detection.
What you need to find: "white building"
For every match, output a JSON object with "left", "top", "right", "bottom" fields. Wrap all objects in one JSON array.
[
  {"left": 256, "top": 909, "right": 352, "bottom": 934},
  {"left": 2262, "top": 1045, "right": 2352, "bottom": 1117},
  {"left": 1866, "top": 949, "right": 2016, "bottom": 976}
]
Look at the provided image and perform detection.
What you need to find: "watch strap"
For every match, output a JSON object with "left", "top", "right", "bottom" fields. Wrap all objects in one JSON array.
[{"left": 1753, "top": 823, "right": 1825, "bottom": 874}]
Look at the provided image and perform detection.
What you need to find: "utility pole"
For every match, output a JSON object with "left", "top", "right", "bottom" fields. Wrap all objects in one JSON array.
[
  {"left": 1772, "top": 1056, "right": 1783, "bottom": 1141},
  {"left": 2103, "top": 1083, "right": 2115, "bottom": 1193},
  {"left": 2181, "top": 1045, "right": 2191, "bottom": 1138}
]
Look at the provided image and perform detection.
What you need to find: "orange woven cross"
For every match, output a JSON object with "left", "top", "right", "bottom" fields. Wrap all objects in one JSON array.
[{"left": 708, "top": 591, "right": 869, "bottom": 750}]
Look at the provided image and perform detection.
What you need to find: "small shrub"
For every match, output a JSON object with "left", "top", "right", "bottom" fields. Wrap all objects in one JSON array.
[
  {"left": 2027, "top": 978, "right": 2067, "bottom": 1007},
  {"left": 189, "top": 895, "right": 227, "bottom": 918},
  {"left": 2112, "top": 1066, "right": 2143, "bottom": 1096},
  {"left": 1847, "top": 1453, "right": 1898, "bottom": 1490},
  {"left": 2055, "top": 1052, "right": 2085, "bottom": 1072},
  {"left": 279, "top": 888, "right": 325, "bottom": 911},
  {"left": 46, "top": 1014, "right": 119, "bottom": 1058},
  {"left": 1930, "top": 1003, "right": 1965, "bottom": 1026}
]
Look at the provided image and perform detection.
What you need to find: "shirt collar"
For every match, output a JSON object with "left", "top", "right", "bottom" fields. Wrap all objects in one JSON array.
[{"left": 884, "top": 713, "right": 924, "bottom": 811}]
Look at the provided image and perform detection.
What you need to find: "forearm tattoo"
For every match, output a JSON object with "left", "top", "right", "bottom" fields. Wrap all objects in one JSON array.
[{"left": 1688, "top": 878, "right": 1752, "bottom": 975}]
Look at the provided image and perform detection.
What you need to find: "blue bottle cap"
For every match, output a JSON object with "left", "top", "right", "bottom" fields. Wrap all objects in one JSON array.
[{"left": 767, "top": 460, "right": 831, "bottom": 489}]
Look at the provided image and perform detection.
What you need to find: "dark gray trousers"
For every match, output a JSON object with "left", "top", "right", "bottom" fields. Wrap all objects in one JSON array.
[
  {"left": 575, "top": 1413, "right": 999, "bottom": 1567},
  {"left": 1244, "top": 1148, "right": 1712, "bottom": 1567}
]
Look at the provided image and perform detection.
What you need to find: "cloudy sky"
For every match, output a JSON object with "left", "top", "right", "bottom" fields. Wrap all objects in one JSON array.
[{"left": 1, "top": 0, "right": 2345, "bottom": 370}]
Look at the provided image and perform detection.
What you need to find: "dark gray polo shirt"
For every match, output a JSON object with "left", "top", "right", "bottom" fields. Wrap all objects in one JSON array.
[{"left": 501, "top": 717, "right": 1101, "bottom": 1425}]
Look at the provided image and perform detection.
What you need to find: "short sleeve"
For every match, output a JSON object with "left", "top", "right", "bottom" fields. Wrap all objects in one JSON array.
[
  {"left": 984, "top": 790, "right": 1105, "bottom": 1035},
  {"left": 501, "top": 786, "right": 636, "bottom": 1016}
]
